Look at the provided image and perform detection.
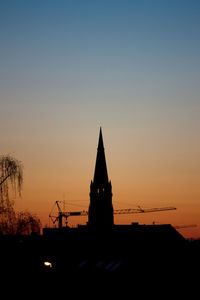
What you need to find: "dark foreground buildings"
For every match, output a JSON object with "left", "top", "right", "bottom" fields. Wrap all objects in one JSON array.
[{"left": 1, "top": 128, "right": 200, "bottom": 292}]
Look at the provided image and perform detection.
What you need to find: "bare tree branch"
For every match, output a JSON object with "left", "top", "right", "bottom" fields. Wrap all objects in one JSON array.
[
  {"left": 0, "top": 155, "right": 41, "bottom": 235},
  {"left": 0, "top": 155, "right": 23, "bottom": 213},
  {"left": 0, "top": 155, "right": 23, "bottom": 194}
]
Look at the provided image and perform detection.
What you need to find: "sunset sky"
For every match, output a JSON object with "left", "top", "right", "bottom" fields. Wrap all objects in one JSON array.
[{"left": 1, "top": 0, "right": 200, "bottom": 238}]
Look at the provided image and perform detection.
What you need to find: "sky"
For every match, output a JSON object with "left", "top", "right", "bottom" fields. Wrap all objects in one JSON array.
[{"left": 1, "top": 0, "right": 200, "bottom": 238}]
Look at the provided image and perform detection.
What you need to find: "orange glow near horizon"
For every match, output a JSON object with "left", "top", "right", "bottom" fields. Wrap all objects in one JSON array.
[{"left": 13, "top": 128, "right": 200, "bottom": 240}]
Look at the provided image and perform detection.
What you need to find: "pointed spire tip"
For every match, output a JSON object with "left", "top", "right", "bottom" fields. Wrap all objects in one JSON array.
[{"left": 98, "top": 127, "right": 104, "bottom": 150}]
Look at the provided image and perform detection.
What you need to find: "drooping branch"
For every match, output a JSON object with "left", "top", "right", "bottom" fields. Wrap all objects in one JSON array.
[
  {"left": 0, "top": 155, "right": 23, "bottom": 213},
  {"left": 0, "top": 156, "right": 41, "bottom": 235},
  {"left": 0, "top": 155, "right": 23, "bottom": 194},
  {"left": 0, "top": 173, "right": 13, "bottom": 186}
]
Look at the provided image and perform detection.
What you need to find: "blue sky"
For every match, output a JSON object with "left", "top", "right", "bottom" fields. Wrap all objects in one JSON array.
[{"left": 1, "top": 0, "right": 200, "bottom": 149}]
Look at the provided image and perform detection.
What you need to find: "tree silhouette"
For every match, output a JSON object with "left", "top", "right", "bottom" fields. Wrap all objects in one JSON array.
[
  {"left": 0, "top": 155, "right": 23, "bottom": 212},
  {"left": 0, "top": 155, "right": 41, "bottom": 234},
  {"left": 15, "top": 211, "right": 41, "bottom": 235}
]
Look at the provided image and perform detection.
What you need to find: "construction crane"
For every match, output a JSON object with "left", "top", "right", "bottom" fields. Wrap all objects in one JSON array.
[
  {"left": 114, "top": 206, "right": 177, "bottom": 215},
  {"left": 49, "top": 201, "right": 87, "bottom": 228},
  {"left": 49, "top": 201, "right": 177, "bottom": 229}
]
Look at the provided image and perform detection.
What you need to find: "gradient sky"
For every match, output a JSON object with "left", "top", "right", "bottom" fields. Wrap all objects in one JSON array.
[{"left": 1, "top": 0, "right": 200, "bottom": 238}]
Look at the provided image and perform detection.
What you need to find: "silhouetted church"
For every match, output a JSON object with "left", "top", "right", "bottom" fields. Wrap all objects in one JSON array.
[
  {"left": 40, "top": 127, "right": 189, "bottom": 278},
  {"left": 88, "top": 128, "right": 114, "bottom": 230},
  {"left": 86, "top": 128, "right": 184, "bottom": 246}
]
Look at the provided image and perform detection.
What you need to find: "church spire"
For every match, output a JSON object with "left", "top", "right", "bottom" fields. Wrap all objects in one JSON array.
[
  {"left": 88, "top": 127, "right": 114, "bottom": 230},
  {"left": 93, "top": 127, "right": 109, "bottom": 185}
]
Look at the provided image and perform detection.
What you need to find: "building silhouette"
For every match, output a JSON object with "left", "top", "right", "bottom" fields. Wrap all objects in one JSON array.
[{"left": 88, "top": 127, "right": 113, "bottom": 230}]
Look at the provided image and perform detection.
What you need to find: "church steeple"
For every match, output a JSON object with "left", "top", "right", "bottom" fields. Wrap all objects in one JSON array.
[
  {"left": 88, "top": 128, "right": 114, "bottom": 230},
  {"left": 93, "top": 127, "right": 108, "bottom": 185}
]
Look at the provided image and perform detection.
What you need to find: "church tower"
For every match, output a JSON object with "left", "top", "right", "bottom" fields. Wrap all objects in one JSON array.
[{"left": 88, "top": 128, "right": 114, "bottom": 230}]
